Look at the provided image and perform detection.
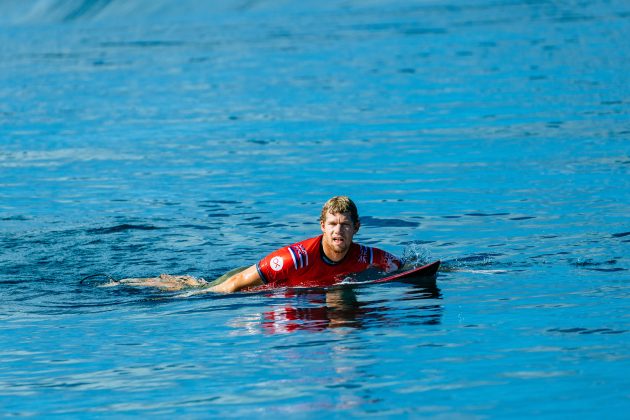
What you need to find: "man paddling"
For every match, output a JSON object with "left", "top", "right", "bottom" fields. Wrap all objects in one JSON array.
[
  {"left": 209, "top": 196, "right": 401, "bottom": 293},
  {"left": 108, "top": 196, "right": 401, "bottom": 292}
]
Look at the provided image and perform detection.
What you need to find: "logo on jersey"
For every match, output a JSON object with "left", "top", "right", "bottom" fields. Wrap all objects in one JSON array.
[
  {"left": 288, "top": 244, "right": 308, "bottom": 270},
  {"left": 358, "top": 245, "right": 373, "bottom": 265},
  {"left": 270, "top": 256, "right": 284, "bottom": 271}
]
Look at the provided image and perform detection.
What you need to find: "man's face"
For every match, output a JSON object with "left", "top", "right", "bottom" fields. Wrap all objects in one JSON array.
[{"left": 320, "top": 211, "right": 359, "bottom": 258}]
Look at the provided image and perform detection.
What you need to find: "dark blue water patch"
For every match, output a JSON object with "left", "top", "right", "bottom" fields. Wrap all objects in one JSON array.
[
  {"left": 78, "top": 273, "right": 116, "bottom": 286},
  {"left": 242, "top": 221, "right": 273, "bottom": 229},
  {"left": 488, "top": 243, "right": 506, "bottom": 248},
  {"left": 531, "top": 251, "right": 571, "bottom": 260},
  {"left": 326, "top": 383, "right": 361, "bottom": 390},
  {"left": 553, "top": 13, "right": 596, "bottom": 23},
  {"left": 510, "top": 216, "right": 536, "bottom": 221},
  {"left": 360, "top": 216, "right": 419, "bottom": 228},
  {"left": 177, "top": 224, "right": 212, "bottom": 230},
  {"left": 571, "top": 258, "right": 618, "bottom": 267},
  {"left": 400, "top": 240, "right": 435, "bottom": 245},
  {"left": 400, "top": 27, "right": 448, "bottom": 36},
  {"left": 0, "top": 215, "right": 30, "bottom": 221},
  {"left": 272, "top": 339, "right": 340, "bottom": 350},
  {"left": 548, "top": 327, "right": 627, "bottom": 335},
  {"left": 612, "top": 231, "right": 630, "bottom": 238},
  {"left": 86, "top": 224, "right": 162, "bottom": 235},
  {"left": 0, "top": 279, "right": 23, "bottom": 285},
  {"left": 247, "top": 139, "right": 275, "bottom": 145},
  {"left": 61, "top": 0, "right": 113, "bottom": 21},
  {"left": 99, "top": 40, "right": 188, "bottom": 48},
  {"left": 198, "top": 200, "right": 245, "bottom": 213},
  {"left": 465, "top": 212, "right": 511, "bottom": 217},
  {"left": 451, "top": 253, "right": 503, "bottom": 263},
  {"left": 347, "top": 22, "right": 447, "bottom": 36},
  {"left": 586, "top": 267, "right": 627, "bottom": 272},
  {"left": 436, "top": 242, "right": 457, "bottom": 247},
  {"left": 188, "top": 56, "right": 211, "bottom": 63}
]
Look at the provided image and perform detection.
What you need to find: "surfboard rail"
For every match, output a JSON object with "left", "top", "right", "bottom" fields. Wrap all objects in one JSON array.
[{"left": 370, "top": 260, "right": 441, "bottom": 284}]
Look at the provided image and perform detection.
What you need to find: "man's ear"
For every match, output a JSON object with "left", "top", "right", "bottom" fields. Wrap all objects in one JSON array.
[{"left": 354, "top": 221, "right": 361, "bottom": 233}]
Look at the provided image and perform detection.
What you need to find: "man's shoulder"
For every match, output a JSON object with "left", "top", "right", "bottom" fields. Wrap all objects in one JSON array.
[
  {"left": 284, "top": 235, "right": 320, "bottom": 268},
  {"left": 351, "top": 242, "right": 400, "bottom": 264}
]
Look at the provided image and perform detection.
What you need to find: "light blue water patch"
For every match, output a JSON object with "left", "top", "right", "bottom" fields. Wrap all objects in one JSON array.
[{"left": 1, "top": 0, "right": 629, "bottom": 417}]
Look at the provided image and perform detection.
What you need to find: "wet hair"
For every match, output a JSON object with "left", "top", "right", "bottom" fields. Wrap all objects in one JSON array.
[{"left": 320, "top": 196, "right": 359, "bottom": 226}]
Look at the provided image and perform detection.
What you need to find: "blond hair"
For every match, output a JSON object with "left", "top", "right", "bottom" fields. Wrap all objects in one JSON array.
[{"left": 320, "top": 196, "right": 359, "bottom": 225}]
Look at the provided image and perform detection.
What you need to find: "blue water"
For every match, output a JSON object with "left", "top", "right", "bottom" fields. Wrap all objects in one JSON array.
[{"left": 1, "top": 0, "right": 629, "bottom": 417}]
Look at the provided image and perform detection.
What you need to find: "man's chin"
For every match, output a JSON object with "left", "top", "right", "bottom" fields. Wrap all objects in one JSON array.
[{"left": 332, "top": 243, "right": 349, "bottom": 253}]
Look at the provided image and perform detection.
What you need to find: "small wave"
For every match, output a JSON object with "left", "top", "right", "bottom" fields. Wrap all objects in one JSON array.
[
  {"left": 570, "top": 258, "right": 624, "bottom": 272},
  {"left": 571, "top": 258, "right": 617, "bottom": 267},
  {"left": 0, "top": 215, "right": 30, "bottom": 221},
  {"left": 86, "top": 224, "right": 162, "bottom": 235},
  {"left": 0, "top": 0, "right": 257, "bottom": 25},
  {"left": 79, "top": 273, "right": 116, "bottom": 286},
  {"left": 361, "top": 216, "right": 420, "bottom": 228},
  {"left": 548, "top": 327, "right": 627, "bottom": 335},
  {"left": 434, "top": 253, "right": 525, "bottom": 274},
  {"left": 443, "top": 254, "right": 502, "bottom": 270},
  {"left": 586, "top": 267, "right": 627, "bottom": 272},
  {"left": 464, "top": 212, "right": 510, "bottom": 217},
  {"left": 454, "top": 269, "right": 509, "bottom": 275}
]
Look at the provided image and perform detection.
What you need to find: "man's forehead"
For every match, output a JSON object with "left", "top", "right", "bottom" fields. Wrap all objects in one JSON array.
[{"left": 324, "top": 211, "right": 353, "bottom": 220}]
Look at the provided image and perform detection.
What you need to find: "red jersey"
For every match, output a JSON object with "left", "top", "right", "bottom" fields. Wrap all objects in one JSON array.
[{"left": 256, "top": 235, "right": 401, "bottom": 288}]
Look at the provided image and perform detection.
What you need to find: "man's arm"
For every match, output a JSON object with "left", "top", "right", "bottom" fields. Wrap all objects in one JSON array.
[
  {"left": 209, "top": 264, "right": 264, "bottom": 293},
  {"left": 372, "top": 249, "right": 402, "bottom": 273}
]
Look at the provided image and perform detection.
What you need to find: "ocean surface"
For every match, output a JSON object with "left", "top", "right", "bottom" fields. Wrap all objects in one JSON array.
[{"left": 1, "top": 0, "right": 629, "bottom": 417}]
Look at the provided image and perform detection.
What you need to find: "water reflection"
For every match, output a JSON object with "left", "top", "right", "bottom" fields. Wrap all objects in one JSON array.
[{"left": 260, "top": 286, "right": 442, "bottom": 334}]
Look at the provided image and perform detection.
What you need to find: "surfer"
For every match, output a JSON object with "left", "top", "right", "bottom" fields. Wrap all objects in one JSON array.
[
  {"left": 209, "top": 196, "right": 401, "bottom": 293},
  {"left": 107, "top": 196, "right": 402, "bottom": 292}
]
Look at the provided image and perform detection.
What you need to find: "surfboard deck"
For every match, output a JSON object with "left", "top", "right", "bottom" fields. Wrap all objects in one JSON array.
[
  {"left": 299, "top": 260, "right": 441, "bottom": 291},
  {"left": 370, "top": 260, "right": 440, "bottom": 284}
]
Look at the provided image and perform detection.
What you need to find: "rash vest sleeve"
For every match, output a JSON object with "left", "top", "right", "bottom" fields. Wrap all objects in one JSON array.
[
  {"left": 371, "top": 248, "right": 402, "bottom": 273},
  {"left": 256, "top": 246, "right": 295, "bottom": 286}
]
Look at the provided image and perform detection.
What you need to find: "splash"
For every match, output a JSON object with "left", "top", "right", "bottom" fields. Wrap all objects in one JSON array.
[
  {"left": 400, "top": 242, "right": 434, "bottom": 268},
  {"left": 441, "top": 254, "right": 509, "bottom": 274}
]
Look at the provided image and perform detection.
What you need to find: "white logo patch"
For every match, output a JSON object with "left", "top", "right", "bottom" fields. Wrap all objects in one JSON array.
[{"left": 271, "top": 256, "right": 283, "bottom": 271}]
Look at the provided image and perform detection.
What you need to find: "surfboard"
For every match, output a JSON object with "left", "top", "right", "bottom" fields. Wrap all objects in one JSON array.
[
  {"left": 315, "top": 260, "right": 441, "bottom": 290},
  {"left": 369, "top": 260, "right": 441, "bottom": 284}
]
